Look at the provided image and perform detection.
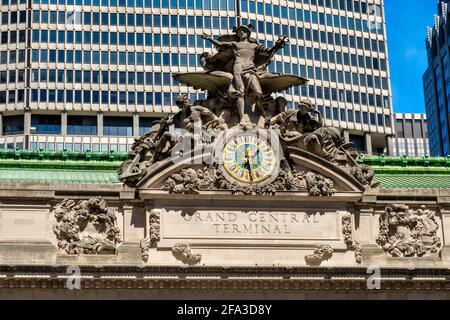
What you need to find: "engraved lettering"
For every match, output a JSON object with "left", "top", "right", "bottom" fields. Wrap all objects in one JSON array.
[{"left": 302, "top": 214, "right": 311, "bottom": 223}]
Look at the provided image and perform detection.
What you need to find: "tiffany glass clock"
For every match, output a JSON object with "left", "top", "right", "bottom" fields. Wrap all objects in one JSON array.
[{"left": 221, "top": 131, "right": 278, "bottom": 184}]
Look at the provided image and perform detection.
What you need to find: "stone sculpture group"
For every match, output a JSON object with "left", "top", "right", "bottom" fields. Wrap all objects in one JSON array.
[{"left": 118, "top": 25, "right": 376, "bottom": 193}]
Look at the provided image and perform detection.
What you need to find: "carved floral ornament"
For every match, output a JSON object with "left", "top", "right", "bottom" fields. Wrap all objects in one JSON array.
[
  {"left": 140, "top": 209, "right": 161, "bottom": 262},
  {"left": 52, "top": 197, "right": 122, "bottom": 255},
  {"left": 376, "top": 204, "right": 442, "bottom": 258},
  {"left": 162, "top": 160, "right": 336, "bottom": 197}
]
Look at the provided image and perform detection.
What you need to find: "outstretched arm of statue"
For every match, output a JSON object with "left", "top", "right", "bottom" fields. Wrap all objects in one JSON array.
[
  {"left": 268, "top": 36, "right": 289, "bottom": 54},
  {"left": 200, "top": 33, "right": 232, "bottom": 49},
  {"left": 267, "top": 113, "right": 283, "bottom": 126}
]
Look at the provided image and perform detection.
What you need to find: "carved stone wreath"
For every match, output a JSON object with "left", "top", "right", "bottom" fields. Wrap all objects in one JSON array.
[
  {"left": 163, "top": 160, "right": 335, "bottom": 197},
  {"left": 52, "top": 197, "right": 122, "bottom": 255},
  {"left": 376, "top": 204, "right": 442, "bottom": 257}
]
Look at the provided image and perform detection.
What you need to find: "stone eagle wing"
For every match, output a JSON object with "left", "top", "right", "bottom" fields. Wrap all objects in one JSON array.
[{"left": 173, "top": 71, "right": 233, "bottom": 92}]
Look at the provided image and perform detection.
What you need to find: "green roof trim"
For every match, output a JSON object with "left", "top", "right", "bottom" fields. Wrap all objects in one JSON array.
[
  {"left": 375, "top": 174, "right": 450, "bottom": 189},
  {"left": 359, "top": 154, "right": 450, "bottom": 168},
  {"left": 0, "top": 168, "right": 119, "bottom": 184},
  {"left": 0, "top": 148, "right": 129, "bottom": 162},
  {"left": 0, "top": 150, "right": 447, "bottom": 189},
  {"left": 0, "top": 159, "right": 122, "bottom": 171}
]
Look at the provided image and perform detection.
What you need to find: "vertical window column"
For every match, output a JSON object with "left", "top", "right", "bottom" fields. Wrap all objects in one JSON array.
[
  {"left": 24, "top": 111, "right": 31, "bottom": 149},
  {"left": 61, "top": 111, "right": 67, "bottom": 136},
  {"left": 133, "top": 112, "right": 139, "bottom": 137},
  {"left": 343, "top": 129, "right": 350, "bottom": 143},
  {"left": 98, "top": 112, "right": 104, "bottom": 136},
  {"left": 364, "top": 133, "right": 373, "bottom": 155},
  {"left": 386, "top": 135, "right": 394, "bottom": 156}
]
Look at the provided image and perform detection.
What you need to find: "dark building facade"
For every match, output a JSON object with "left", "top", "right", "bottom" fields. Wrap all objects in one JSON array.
[
  {"left": 393, "top": 113, "right": 429, "bottom": 157},
  {"left": 424, "top": 0, "right": 450, "bottom": 156}
]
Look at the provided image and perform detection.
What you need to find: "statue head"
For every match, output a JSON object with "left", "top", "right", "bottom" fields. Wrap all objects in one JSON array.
[
  {"left": 233, "top": 24, "right": 253, "bottom": 41},
  {"left": 176, "top": 95, "right": 192, "bottom": 111},
  {"left": 275, "top": 97, "right": 288, "bottom": 113}
]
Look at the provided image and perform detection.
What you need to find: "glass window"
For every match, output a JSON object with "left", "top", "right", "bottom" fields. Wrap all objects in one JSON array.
[
  {"left": 67, "top": 115, "right": 97, "bottom": 135},
  {"left": 139, "top": 117, "right": 157, "bottom": 136},
  {"left": 104, "top": 116, "right": 133, "bottom": 136},
  {"left": 3, "top": 115, "right": 24, "bottom": 134},
  {"left": 31, "top": 114, "right": 61, "bottom": 134}
]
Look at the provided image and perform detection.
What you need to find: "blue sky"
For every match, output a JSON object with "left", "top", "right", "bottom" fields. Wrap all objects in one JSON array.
[{"left": 384, "top": 0, "right": 437, "bottom": 114}]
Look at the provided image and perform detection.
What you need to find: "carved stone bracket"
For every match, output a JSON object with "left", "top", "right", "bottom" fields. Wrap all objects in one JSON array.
[
  {"left": 376, "top": 204, "right": 442, "bottom": 257},
  {"left": 141, "top": 209, "right": 162, "bottom": 262},
  {"left": 52, "top": 197, "right": 122, "bottom": 255},
  {"left": 172, "top": 243, "right": 202, "bottom": 265},
  {"left": 305, "top": 245, "right": 333, "bottom": 266},
  {"left": 342, "top": 213, "right": 362, "bottom": 264}
]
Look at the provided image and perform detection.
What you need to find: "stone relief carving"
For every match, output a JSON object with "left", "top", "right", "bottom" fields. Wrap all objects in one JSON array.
[
  {"left": 140, "top": 209, "right": 162, "bottom": 262},
  {"left": 376, "top": 204, "right": 442, "bottom": 257},
  {"left": 305, "top": 244, "right": 334, "bottom": 266},
  {"left": 172, "top": 243, "right": 202, "bottom": 265},
  {"left": 342, "top": 213, "right": 362, "bottom": 264},
  {"left": 163, "top": 168, "right": 202, "bottom": 195},
  {"left": 163, "top": 160, "right": 335, "bottom": 197},
  {"left": 305, "top": 172, "right": 335, "bottom": 197},
  {"left": 52, "top": 197, "right": 122, "bottom": 255}
]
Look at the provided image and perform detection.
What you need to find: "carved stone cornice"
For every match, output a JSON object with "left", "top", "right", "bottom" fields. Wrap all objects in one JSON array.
[
  {"left": 1, "top": 264, "right": 450, "bottom": 277},
  {"left": 0, "top": 266, "right": 450, "bottom": 291}
]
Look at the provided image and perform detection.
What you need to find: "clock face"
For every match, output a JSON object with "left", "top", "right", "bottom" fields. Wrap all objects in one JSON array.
[{"left": 222, "top": 133, "right": 277, "bottom": 184}]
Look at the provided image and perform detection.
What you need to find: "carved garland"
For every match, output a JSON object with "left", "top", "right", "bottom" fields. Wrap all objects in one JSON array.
[
  {"left": 140, "top": 209, "right": 162, "bottom": 262},
  {"left": 376, "top": 204, "right": 442, "bottom": 257},
  {"left": 342, "top": 213, "right": 362, "bottom": 264},
  {"left": 163, "top": 161, "right": 335, "bottom": 197},
  {"left": 52, "top": 197, "right": 122, "bottom": 255}
]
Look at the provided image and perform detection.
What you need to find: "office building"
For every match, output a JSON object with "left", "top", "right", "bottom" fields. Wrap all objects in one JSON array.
[
  {"left": 0, "top": 0, "right": 393, "bottom": 154},
  {"left": 424, "top": 0, "right": 450, "bottom": 156},
  {"left": 392, "top": 113, "right": 429, "bottom": 157}
]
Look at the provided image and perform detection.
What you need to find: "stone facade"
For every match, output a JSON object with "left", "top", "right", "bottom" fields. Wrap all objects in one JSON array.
[
  {"left": 0, "top": 161, "right": 448, "bottom": 298},
  {"left": 0, "top": 24, "right": 447, "bottom": 299}
]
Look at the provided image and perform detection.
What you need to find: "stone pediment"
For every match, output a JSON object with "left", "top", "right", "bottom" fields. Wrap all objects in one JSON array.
[{"left": 137, "top": 146, "right": 365, "bottom": 196}]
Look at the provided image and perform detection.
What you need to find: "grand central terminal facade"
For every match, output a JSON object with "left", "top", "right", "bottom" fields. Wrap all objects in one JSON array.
[{"left": 0, "top": 25, "right": 449, "bottom": 299}]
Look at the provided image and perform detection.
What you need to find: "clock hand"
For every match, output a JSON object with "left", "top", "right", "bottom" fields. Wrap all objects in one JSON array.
[{"left": 243, "top": 148, "right": 253, "bottom": 182}]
